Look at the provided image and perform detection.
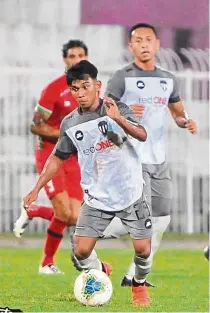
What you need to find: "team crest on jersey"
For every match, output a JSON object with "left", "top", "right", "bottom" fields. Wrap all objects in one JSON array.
[
  {"left": 136, "top": 80, "right": 145, "bottom": 89},
  {"left": 64, "top": 100, "right": 71, "bottom": 107},
  {"left": 98, "top": 121, "right": 108, "bottom": 135},
  {"left": 160, "top": 80, "right": 168, "bottom": 91}
]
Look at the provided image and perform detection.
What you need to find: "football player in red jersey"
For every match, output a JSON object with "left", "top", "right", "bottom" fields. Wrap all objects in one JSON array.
[{"left": 14, "top": 40, "right": 88, "bottom": 274}]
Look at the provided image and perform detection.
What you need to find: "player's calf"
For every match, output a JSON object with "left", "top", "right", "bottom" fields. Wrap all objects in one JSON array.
[
  {"left": 131, "top": 239, "right": 153, "bottom": 305},
  {"left": 131, "top": 252, "right": 153, "bottom": 306}
]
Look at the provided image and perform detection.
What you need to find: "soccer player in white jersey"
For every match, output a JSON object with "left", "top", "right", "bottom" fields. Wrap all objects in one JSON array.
[
  {"left": 105, "top": 23, "right": 198, "bottom": 287},
  {"left": 23, "top": 60, "right": 153, "bottom": 306}
]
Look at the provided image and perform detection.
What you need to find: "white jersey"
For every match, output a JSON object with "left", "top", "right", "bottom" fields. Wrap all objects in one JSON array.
[
  {"left": 55, "top": 99, "right": 144, "bottom": 212},
  {"left": 105, "top": 64, "right": 181, "bottom": 164}
]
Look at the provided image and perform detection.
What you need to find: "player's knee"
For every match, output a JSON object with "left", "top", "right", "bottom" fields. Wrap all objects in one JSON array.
[
  {"left": 139, "top": 246, "right": 151, "bottom": 258},
  {"left": 74, "top": 237, "right": 93, "bottom": 260},
  {"left": 54, "top": 208, "right": 71, "bottom": 223},
  {"left": 69, "top": 203, "right": 81, "bottom": 224},
  {"left": 74, "top": 244, "right": 91, "bottom": 260},
  {"left": 134, "top": 242, "right": 151, "bottom": 258}
]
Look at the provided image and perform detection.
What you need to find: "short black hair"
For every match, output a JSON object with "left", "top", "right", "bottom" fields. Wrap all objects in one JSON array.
[
  {"left": 62, "top": 40, "right": 88, "bottom": 58},
  {"left": 129, "top": 23, "right": 157, "bottom": 40},
  {"left": 66, "top": 60, "right": 98, "bottom": 86}
]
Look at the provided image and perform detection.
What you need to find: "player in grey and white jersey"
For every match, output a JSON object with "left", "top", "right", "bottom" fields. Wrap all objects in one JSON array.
[
  {"left": 105, "top": 23, "right": 198, "bottom": 287},
  {"left": 23, "top": 60, "right": 154, "bottom": 306}
]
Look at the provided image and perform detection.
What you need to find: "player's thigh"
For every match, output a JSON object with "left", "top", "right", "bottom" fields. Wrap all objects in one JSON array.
[
  {"left": 142, "top": 167, "right": 152, "bottom": 205},
  {"left": 64, "top": 159, "right": 83, "bottom": 223},
  {"left": 51, "top": 191, "right": 71, "bottom": 222},
  {"left": 151, "top": 196, "right": 172, "bottom": 217},
  {"left": 75, "top": 203, "right": 113, "bottom": 238},
  {"left": 118, "top": 195, "right": 152, "bottom": 241},
  {"left": 36, "top": 152, "right": 71, "bottom": 221},
  {"left": 64, "top": 158, "right": 83, "bottom": 202},
  {"left": 151, "top": 162, "right": 172, "bottom": 216},
  {"left": 151, "top": 162, "right": 172, "bottom": 198},
  {"left": 36, "top": 150, "right": 67, "bottom": 200}
]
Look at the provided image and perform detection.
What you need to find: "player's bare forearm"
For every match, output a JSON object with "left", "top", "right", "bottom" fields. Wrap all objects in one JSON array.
[
  {"left": 114, "top": 116, "right": 147, "bottom": 142},
  {"left": 168, "top": 101, "right": 188, "bottom": 128},
  {"left": 169, "top": 101, "right": 197, "bottom": 134},
  {"left": 30, "top": 110, "right": 59, "bottom": 142},
  {"left": 33, "top": 155, "right": 63, "bottom": 193},
  {"left": 31, "top": 123, "right": 59, "bottom": 142}
]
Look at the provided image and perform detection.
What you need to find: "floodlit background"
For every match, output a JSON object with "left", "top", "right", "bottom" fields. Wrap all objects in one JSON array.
[{"left": 0, "top": 0, "right": 209, "bottom": 234}]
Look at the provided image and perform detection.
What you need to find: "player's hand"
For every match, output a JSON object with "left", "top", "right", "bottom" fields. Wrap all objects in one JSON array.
[
  {"left": 23, "top": 189, "right": 38, "bottom": 209},
  {"left": 130, "top": 104, "right": 145, "bottom": 118},
  {"left": 103, "top": 96, "right": 121, "bottom": 121},
  {"left": 186, "top": 119, "right": 198, "bottom": 135}
]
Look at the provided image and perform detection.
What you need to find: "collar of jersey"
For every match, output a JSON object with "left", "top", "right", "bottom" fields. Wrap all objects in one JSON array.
[
  {"left": 133, "top": 62, "right": 157, "bottom": 72},
  {"left": 78, "top": 98, "right": 104, "bottom": 115}
]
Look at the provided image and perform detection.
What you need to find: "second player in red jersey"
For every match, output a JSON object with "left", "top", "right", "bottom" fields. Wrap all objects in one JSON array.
[
  {"left": 35, "top": 74, "right": 83, "bottom": 203},
  {"left": 14, "top": 40, "right": 88, "bottom": 274}
]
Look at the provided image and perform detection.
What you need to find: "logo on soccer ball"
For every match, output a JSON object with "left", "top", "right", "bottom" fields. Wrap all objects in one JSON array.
[
  {"left": 160, "top": 80, "right": 168, "bottom": 91},
  {"left": 98, "top": 121, "right": 108, "bottom": 135},
  {"left": 145, "top": 218, "right": 152, "bottom": 229},
  {"left": 136, "top": 80, "right": 145, "bottom": 89},
  {"left": 75, "top": 130, "right": 84, "bottom": 141},
  {"left": 82, "top": 274, "right": 105, "bottom": 300}
]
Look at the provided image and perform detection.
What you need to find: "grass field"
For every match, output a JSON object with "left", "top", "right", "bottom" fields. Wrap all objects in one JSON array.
[{"left": 0, "top": 247, "right": 209, "bottom": 312}]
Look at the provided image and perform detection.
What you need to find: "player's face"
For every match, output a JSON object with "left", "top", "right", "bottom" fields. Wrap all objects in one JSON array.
[
  {"left": 129, "top": 27, "right": 160, "bottom": 63},
  {"left": 64, "top": 47, "right": 88, "bottom": 68},
  {"left": 70, "top": 77, "right": 101, "bottom": 110}
]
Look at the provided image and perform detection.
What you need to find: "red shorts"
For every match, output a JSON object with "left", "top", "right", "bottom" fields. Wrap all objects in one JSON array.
[{"left": 35, "top": 142, "right": 83, "bottom": 201}]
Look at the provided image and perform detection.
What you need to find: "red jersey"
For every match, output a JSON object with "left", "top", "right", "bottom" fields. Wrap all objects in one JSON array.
[
  {"left": 36, "top": 74, "right": 78, "bottom": 149},
  {"left": 35, "top": 74, "right": 83, "bottom": 201}
]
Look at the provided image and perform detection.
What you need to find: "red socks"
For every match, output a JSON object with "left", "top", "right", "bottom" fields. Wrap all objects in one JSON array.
[
  {"left": 27, "top": 204, "right": 54, "bottom": 221},
  {"left": 25, "top": 205, "right": 66, "bottom": 267},
  {"left": 41, "top": 217, "right": 67, "bottom": 266}
]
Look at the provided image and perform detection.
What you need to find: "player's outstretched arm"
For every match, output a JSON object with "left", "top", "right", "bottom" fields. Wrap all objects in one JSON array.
[
  {"left": 23, "top": 155, "right": 63, "bottom": 208},
  {"left": 103, "top": 96, "right": 147, "bottom": 142},
  {"left": 168, "top": 101, "right": 198, "bottom": 134}
]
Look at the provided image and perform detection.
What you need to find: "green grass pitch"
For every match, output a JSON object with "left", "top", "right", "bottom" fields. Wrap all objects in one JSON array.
[{"left": 0, "top": 247, "right": 209, "bottom": 312}]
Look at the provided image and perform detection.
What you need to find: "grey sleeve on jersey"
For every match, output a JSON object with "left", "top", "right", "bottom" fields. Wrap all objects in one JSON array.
[
  {"left": 54, "top": 117, "right": 77, "bottom": 160},
  {"left": 169, "top": 75, "right": 181, "bottom": 103},
  {"left": 104, "top": 70, "right": 125, "bottom": 100},
  {"left": 117, "top": 101, "right": 140, "bottom": 125}
]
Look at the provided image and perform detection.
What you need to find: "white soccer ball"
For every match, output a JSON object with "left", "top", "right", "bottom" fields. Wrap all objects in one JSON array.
[{"left": 74, "top": 269, "right": 113, "bottom": 306}]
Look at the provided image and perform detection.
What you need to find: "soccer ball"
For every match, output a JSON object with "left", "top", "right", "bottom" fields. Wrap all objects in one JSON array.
[
  {"left": 204, "top": 245, "right": 209, "bottom": 260},
  {"left": 74, "top": 269, "right": 113, "bottom": 306}
]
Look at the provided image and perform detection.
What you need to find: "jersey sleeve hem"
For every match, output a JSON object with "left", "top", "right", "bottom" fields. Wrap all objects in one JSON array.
[
  {"left": 36, "top": 104, "right": 53, "bottom": 115},
  {"left": 169, "top": 96, "right": 181, "bottom": 104},
  {"left": 54, "top": 149, "right": 71, "bottom": 160}
]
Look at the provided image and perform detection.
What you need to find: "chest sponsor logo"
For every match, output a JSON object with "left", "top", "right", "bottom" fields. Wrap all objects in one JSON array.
[
  {"left": 83, "top": 139, "right": 115, "bottom": 155},
  {"left": 160, "top": 80, "right": 168, "bottom": 91},
  {"left": 75, "top": 130, "right": 84, "bottom": 141},
  {"left": 138, "top": 96, "right": 168, "bottom": 105},
  {"left": 136, "top": 80, "right": 145, "bottom": 89}
]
